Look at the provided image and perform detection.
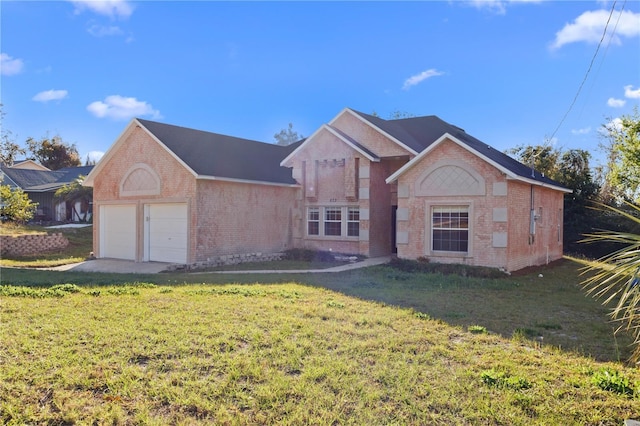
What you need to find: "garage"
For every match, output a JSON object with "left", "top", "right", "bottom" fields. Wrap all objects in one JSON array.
[
  {"left": 100, "top": 204, "right": 136, "bottom": 260},
  {"left": 144, "top": 203, "right": 188, "bottom": 264}
]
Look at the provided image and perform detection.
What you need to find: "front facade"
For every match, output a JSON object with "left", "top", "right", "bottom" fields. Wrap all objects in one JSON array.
[{"left": 84, "top": 108, "right": 570, "bottom": 271}]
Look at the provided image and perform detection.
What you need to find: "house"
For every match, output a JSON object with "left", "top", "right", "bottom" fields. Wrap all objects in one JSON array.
[
  {"left": 83, "top": 108, "right": 570, "bottom": 271},
  {"left": 0, "top": 161, "right": 94, "bottom": 222}
]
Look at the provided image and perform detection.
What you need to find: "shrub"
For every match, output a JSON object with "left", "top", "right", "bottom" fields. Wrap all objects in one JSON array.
[
  {"left": 282, "top": 248, "right": 336, "bottom": 263},
  {"left": 0, "top": 184, "right": 37, "bottom": 224},
  {"left": 389, "top": 257, "right": 507, "bottom": 279}
]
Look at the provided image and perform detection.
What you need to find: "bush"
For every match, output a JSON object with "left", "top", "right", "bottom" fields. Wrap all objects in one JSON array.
[
  {"left": 0, "top": 185, "right": 37, "bottom": 224},
  {"left": 389, "top": 257, "right": 507, "bottom": 279},
  {"left": 282, "top": 248, "right": 337, "bottom": 263}
]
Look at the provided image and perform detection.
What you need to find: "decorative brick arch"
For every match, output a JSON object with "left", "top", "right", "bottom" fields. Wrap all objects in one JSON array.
[
  {"left": 120, "top": 163, "right": 161, "bottom": 196},
  {"left": 415, "top": 160, "right": 486, "bottom": 196}
]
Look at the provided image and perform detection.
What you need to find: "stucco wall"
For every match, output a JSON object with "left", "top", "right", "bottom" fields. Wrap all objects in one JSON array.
[
  {"left": 331, "top": 112, "right": 414, "bottom": 157},
  {"left": 506, "top": 181, "right": 564, "bottom": 271},
  {"left": 395, "top": 138, "right": 565, "bottom": 271},
  {"left": 285, "top": 128, "right": 364, "bottom": 255},
  {"left": 395, "top": 139, "right": 509, "bottom": 269},
  {"left": 91, "top": 126, "right": 197, "bottom": 262},
  {"left": 194, "top": 179, "right": 297, "bottom": 260}
]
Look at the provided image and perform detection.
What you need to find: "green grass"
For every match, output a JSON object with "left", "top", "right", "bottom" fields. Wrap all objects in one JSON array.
[
  {"left": 1, "top": 280, "right": 639, "bottom": 425},
  {"left": 2, "top": 226, "right": 640, "bottom": 423}
]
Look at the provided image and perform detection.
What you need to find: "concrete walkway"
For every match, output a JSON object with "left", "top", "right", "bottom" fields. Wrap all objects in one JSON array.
[{"left": 48, "top": 256, "right": 392, "bottom": 274}]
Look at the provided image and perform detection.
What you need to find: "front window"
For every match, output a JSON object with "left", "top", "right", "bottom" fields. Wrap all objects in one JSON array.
[
  {"left": 432, "top": 206, "right": 468, "bottom": 252},
  {"left": 306, "top": 206, "right": 359, "bottom": 238},
  {"left": 324, "top": 207, "right": 342, "bottom": 236},
  {"left": 347, "top": 207, "right": 359, "bottom": 237},
  {"left": 308, "top": 207, "right": 320, "bottom": 236}
]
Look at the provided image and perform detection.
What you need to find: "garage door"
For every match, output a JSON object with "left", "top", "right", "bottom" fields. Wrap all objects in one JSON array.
[
  {"left": 145, "top": 203, "right": 188, "bottom": 264},
  {"left": 100, "top": 205, "right": 136, "bottom": 260}
]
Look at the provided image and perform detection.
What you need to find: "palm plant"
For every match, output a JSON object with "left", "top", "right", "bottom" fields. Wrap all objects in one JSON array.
[
  {"left": 581, "top": 201, "right": 640, "bottom": 362},
  {"left": 54, "top": 175, "right": 92, "bottom": 222}
]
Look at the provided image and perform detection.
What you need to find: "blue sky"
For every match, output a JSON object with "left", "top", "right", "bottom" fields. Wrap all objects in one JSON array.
[{"left": 1, "top": 1, "right": 639, "bottom": 168}]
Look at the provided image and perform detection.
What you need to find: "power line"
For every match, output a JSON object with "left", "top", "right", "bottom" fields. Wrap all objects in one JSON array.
[{"left": 546, "top": 0, "right": 619, "bottom": 144}]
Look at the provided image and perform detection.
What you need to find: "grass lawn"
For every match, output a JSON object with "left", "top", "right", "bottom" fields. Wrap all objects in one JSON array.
[{"left": 2, "top": 258, "right": 640, "bottom": 424}]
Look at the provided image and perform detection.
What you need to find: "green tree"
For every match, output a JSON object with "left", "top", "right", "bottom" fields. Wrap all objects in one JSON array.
[
  {"left": 0, "top": 184, "right": 38, "bottom": 223},
  {"left": 54, "top": 175, "right": 93, "bottom": 222},
  {"left": 274, "top": 123, "right": 303, "bottom": 146},
  {"left": 26, "top": 135, "right": 80, "bottom": 170},
  {"left": 0, "top": 105, "right": 25, "bottom": 165},
  {"left": 506, "top": 144, "right": 561, "bottom": 179},
  {"left": 581, "top": 202, "right": 640, "bottom": 362},
  {"left": 600, "top": 107, "right": 640, "bottom": 204}
]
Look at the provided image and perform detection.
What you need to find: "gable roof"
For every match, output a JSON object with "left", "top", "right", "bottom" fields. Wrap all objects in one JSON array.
[
  {"left": 0, "top": 164, "right": 94, "bottom": 192},
  {"left": 137, "top": 119, "right": 300, "bottom": 185},
  {"left": 85, "top": 119, "right": 300, "bottom": 187},
  {"left": 280, "top": 123, "right": 379, "bottom": 166},
  {"left": 347, "top": 109, "right": 569, "bottom": 192}
]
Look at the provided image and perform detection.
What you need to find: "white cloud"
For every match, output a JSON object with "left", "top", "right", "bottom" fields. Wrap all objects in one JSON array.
[
  {"left": 607, "top": 97, "right": 626, "bottom": 108},
  {"left": 571, "top": 126, "right": 591, "bottom": 135},
  {"left": 467, "top": 0, "right": 542, "bottom": 15},
  {"left": 624, "top": 85, "right": 640, "bottom": 99},
  {"left": 70, "top": 0, "right": 134, "bottom": 19},
  {"left": 87, "top": 24, "right": 124, "bottom": 37},
  {"left": 551, "top": 9, "right": 640, "bottom": 50},
  {"left": 87, "top": 95, "right": 161, "bottom": 120},
  {"left": 0, "top": 53, "right": 24, "bottom": 76},
  {"left": 33, "top": 89, "right": 69, "bottom": 103},
  {"left": 402, "top": 69, "right": 445, "bottom": 90}
]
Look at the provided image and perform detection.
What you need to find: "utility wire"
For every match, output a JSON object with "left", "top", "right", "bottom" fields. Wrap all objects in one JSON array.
[{"left": 546, "top": 0, "right": 619, "bottom": 144}]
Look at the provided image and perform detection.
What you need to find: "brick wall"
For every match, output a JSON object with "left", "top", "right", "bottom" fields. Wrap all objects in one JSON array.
[{"left": 1, "top": 233, "right": 69, "bottom": 257}]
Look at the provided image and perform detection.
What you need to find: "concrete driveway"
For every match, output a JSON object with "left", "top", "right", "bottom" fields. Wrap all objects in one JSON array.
[{"left": 51, "top": 259, "right": 172, "bottom": 274}]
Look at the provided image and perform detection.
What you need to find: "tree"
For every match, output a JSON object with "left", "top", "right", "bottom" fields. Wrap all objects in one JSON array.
[
  {"left": 0, "top": 104, "right": 25, "bottom": 165},
  {"left": 54, "top": 175, "right": 93, "bottom": 222},
  {"left": 581, "top": 202, "right": 640, "bottom": 362},
  {"left": 506, "top": 144, "right": 561, "bottom": 179},
  {"left": 600, "top": 107, "right": 640, "bottom": 204},
  {"left": 274, "top": 123, "right": 303, "bottom": 146},
  {"left": 26, "top": 135, "right": 80, "bottom": 170},
  {"left": 0, "top": 184, "right": 38, "bottom": 223}
]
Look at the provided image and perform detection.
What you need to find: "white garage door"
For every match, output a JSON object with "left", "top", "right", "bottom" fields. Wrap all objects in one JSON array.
[
  {"left": 100, "top": 204, "right": 136, "bottom": 260},
  {"left": 145, "top": 203, "right": 188, "bottom": 264}
]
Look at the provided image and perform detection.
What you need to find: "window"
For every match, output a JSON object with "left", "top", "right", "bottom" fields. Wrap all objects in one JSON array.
[
  {"left": 347, "top": 207, "right": 360, "bottom": 237},
  {"left": 324, "top": 207, "right": 342, "bottom": 236},
  {"left": 306, "top": 206, "right": 359, "bottom": 238},
  {"left": 432, "top": 206, "right": 468, "bottom": 252},
  {"left": 308, "top": 207, "right": 319, "bottom": 236}
]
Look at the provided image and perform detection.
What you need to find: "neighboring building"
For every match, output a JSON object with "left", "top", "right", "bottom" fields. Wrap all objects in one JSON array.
[
  {"left": 0, "top": 162, "right": 94, "bottom": 222},
  {"left": 84, "top": 108, "right": 570, "bottom": 271}
]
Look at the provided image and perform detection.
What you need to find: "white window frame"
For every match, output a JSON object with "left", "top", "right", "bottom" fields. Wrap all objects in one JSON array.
[
  {"left": 431, "top": 205, "right": 469, "bottom": 253},
  {"left": 307, "top": 207, "right": 320, "bottom": 236},
  {"left": 347, "top": 207, "right": 360, "bottom": 237},
  {"left": 306, "top": 206, "right": 359, "bottom": 239}
]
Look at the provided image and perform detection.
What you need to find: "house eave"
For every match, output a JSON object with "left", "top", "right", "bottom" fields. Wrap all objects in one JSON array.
[{"left": 197, "top": 175, "right": 300, "bottom": 188}]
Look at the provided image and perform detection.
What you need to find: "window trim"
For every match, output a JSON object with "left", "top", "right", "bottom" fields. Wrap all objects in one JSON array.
[
  {"left": 306, "top": 206, "right": 360, "bottom": 239},
  {"left": 426, "top": 202, "right": 473, "bottom": 258}
]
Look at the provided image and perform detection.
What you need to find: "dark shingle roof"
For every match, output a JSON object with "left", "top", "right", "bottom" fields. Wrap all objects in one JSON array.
[
  {"left": 137, "top": 119, "right": 298, "bottom": 185},
  {"left": 350, "top": 109, "right": 567, "bottom": 189},
  {"left": 0, "top": 164, "right": 93, "bottom": 192}
]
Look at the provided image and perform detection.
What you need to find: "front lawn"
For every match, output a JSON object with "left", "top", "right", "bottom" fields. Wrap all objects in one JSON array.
[{"left": 1, "top": 260, "right": 639, "bottom": 424}]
